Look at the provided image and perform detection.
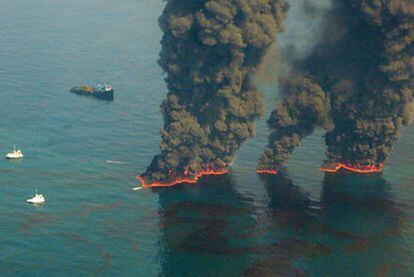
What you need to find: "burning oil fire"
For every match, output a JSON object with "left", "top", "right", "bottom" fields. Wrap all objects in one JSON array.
[
  {"left": 137, "top": 168, "right": 228, "bottom": 188},
  {"left": 320, "top": 163, "right": 383, "bottom": 174}
]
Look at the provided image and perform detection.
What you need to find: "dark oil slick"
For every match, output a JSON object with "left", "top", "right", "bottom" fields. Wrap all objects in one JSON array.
[{"left": 0, "top": 0, "right": 413, "bottom": 276}]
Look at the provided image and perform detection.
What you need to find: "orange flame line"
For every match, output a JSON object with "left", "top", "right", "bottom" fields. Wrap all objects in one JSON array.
[
  {"left": 256, "top": 169, "right": 278, "bottom": 175},
  {"left": 137, "top": 169, "right": 228, "bottom": 188},
  {"left": 339, "top": 163, "right": 383, "bottom": 174},
  {"left": 320, "top": 163, "right": 383, "bottom": 174}
]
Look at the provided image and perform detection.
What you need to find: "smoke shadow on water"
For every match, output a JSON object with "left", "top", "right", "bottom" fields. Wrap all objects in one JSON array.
[
  {"left": 243, "top": 173, "right": 328, "bottom": 276},
  {"left": 256, "top": 172, "right": 408, "bottom": 275},
  {"left": 317, "top": 173, "right": 408, "bottom": 275},
  {"left": 156, "top": 173, "right": 258, "bottom": 276},
  {"left": 154, "top": 171, "right": 410, "bottom": 275}
]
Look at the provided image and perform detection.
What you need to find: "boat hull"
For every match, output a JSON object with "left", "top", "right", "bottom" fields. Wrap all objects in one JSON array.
[
  {"left": 27, "top": 194, "right": 45, "bottom": 204},
  {"left": 70, "top": 87, "right": 114, "bottom": 100},
  {"left": 6, "top": 154, "right": 23, "bottom": 159},
  {"left": 27, "top": 198, "right": 45, "bottom": 204}
]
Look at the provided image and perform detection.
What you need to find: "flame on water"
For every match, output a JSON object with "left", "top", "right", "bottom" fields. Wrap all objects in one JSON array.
[
  {"left": 320, "top": 163, "right": 383, "bottom": 174},
  {"left": 136, "top": 161, "right": 382, "bottom": 190},
  {"left": 256, "top": 169, "right": 278, "bottom": 175},
  {"left": 137, "top": 168, "right": 228, "bottom": 188}
]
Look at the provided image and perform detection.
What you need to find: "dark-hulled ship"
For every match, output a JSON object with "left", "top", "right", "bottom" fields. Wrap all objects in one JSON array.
[{"left": 70, "top": 84, "right": 114, "bottom": 100}]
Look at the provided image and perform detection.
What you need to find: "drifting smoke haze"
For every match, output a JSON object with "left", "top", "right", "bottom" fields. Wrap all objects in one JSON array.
[
  {"left": 259, "top": 0, "right": 414, "bottom": 171},
  {"left": 141, "top": 0, "right": 289, "bottom": 183},
  {"left": 257, "top": 0, "right": 332, "bottom": 83}
]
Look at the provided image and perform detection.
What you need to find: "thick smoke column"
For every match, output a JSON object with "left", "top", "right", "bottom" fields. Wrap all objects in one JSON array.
[
  {"left": 259, "top": 0, "right": 414, "bottom": 172},
  {"left": 141, "top": 0, "right": 289, "bottom": 184},
  {"left": 258, "top": 75, "right": 333, "bottom": 169}
]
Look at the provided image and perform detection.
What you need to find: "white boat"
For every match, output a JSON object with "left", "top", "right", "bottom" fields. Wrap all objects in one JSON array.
[
  {"left": 6, "top": 145, "right": 23, "bottom": 159},
  {"left": 132, "top": 186, "right": 143, "bottom": 191},
  {"left": 27, "top": 190, "right": 45, "bottom": 204}
]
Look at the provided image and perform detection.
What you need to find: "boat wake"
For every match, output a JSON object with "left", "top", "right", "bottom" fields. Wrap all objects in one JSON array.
[{"left": 106, "top": 160, "right": 128, "bottom": 165}]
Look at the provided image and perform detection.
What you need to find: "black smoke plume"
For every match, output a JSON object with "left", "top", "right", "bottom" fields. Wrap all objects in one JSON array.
[
  {"left": 259, "top": 0, "right": 414, "bottom": 171},
  {"left": 259, "top": 75, "right": 333, "bottom": 168},
  {"left": 142, "top": 0, "right": 289, "bottom": 183}
]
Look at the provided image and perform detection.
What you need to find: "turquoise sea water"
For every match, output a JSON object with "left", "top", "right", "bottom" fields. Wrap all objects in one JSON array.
[{"left": 0, "top": 1, "right": 413, "bottom": 275}]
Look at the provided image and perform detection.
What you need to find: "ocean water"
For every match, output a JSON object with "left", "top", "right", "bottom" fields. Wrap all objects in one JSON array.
[{"left": 0, "top": 1, "right": 413, "bottom": 276}]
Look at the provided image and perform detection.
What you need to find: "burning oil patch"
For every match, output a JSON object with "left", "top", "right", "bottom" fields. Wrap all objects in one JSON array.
[
  {"left": 259, "top": 0, "right": 414, "bottom": 172},
  {"left": 140, "top": 0, "right": 289, "bottom": 186}
]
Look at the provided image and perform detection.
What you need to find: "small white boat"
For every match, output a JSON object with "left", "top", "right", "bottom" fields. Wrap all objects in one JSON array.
[
  {"left": 132, "top": 186, "right": 143, "bottom": 191},
  {"left": 27, "top": 190, "right": 45, "bottom": 204},
  {"left": 6, "top": 145, "right": 23, "bottom": 159}
]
